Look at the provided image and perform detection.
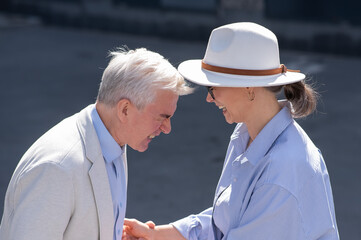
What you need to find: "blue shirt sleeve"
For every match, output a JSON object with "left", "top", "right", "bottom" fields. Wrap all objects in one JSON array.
[
  {"left": 171, "top": 207, "right": 213, "bottom": 240},
  {"left": 227, "top": 184, "right": 305, "bottom": 240}
]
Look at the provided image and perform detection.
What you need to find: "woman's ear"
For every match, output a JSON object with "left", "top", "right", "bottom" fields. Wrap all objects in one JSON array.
[{"left": 246, "top": 87, "right": 255, "bottom": 101}]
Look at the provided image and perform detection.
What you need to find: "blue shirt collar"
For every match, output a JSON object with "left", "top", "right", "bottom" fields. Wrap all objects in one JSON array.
[
  {"left": 240, "top": 100, "right": 293, "bottom": 165},
  {"left": 90, "top": 105, "right": 123, "bottom": 163}
]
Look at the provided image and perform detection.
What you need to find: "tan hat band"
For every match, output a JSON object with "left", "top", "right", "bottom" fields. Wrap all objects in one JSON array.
[{"left": 201, "top": 61, "right": 300, "bottom": 76}]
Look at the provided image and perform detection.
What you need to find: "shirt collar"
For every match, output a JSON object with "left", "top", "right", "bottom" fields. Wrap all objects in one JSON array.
[
  {"left": 241, "top": 100, "right": 293, "bottom": 165},
  {"left": 90, "top": 105, "right": 123, "bottom": 163}
]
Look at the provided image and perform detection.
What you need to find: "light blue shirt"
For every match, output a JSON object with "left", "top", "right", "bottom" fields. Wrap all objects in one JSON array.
[
  {"left": 91, "top": 106, "right": 127, "bottom": 240},
  {"left": 172, "top": 102, "right": 339, "bottom": 240}
]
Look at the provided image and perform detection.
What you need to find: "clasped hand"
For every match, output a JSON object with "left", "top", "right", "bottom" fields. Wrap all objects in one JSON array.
[{"left": 122, "top": 218, "right": 156, "bottom": 240}]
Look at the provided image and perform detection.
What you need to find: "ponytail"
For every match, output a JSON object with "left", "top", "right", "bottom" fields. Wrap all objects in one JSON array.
[
  {"left": 267, "top": 79, "right": 318, "bottom": 118},
  {"left": 284, "top": 81, "right": 318, "bottom": 118}
]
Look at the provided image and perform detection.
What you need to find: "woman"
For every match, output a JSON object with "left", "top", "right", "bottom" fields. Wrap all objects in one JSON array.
[{"left": 123, "top": 22, "right": 339, "bottom": 240}]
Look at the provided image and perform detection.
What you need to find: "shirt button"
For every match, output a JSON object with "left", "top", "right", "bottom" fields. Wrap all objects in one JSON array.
[
  {"left": 232, "top": 161, "right": 240, "bottom": 167},
  {"left": 233, "top": 178, "right": 237, "bottom": 182},
  {"left": 117, "top": 229, "right": 121, "bottom": 235}
]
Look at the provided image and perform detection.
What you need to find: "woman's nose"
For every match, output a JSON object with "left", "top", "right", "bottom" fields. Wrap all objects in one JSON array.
[{"left": 206, "top": 92, "right": 214, "bottom": 103}]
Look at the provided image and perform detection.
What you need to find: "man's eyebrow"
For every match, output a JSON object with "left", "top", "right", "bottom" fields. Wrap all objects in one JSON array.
[{"left": 160, "top": 114, "right": 172, "bottom": 119}]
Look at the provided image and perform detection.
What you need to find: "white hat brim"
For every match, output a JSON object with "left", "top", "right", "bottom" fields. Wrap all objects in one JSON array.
[{"left": 178, "top": 59, "right": 305, "bottom": 87}]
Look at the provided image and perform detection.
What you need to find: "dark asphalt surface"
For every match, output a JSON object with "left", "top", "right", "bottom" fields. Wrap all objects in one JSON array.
[{"left": 1, "top": 22, "right": 360, "bottom": 239}]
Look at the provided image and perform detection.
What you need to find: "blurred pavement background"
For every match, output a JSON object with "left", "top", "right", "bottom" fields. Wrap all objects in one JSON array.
[{"left": 1, "top": 1, "right": 361, "bottom": 239}]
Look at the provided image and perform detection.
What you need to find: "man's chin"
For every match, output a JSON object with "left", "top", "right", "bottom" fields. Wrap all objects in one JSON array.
[{"left": 130, "top": 144, "right": 149, "bottom": 153}]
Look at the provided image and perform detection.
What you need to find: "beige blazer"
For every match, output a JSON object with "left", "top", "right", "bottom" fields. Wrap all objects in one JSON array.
[{"left": 0, "top": 104, "right": 125, "bottom": 240}]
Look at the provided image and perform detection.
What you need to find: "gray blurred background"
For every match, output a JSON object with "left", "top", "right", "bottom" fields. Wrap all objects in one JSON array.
[{"left": 1, "top": 0, "right": 360, "bottom": 239}]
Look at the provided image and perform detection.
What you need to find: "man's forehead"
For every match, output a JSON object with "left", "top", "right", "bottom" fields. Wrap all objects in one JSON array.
[
  {"left": 146, "top": 91, "right": 178, "bottom": 114},
  {"left": 154, "top": 101, "right": 177, "bottom": 117}
]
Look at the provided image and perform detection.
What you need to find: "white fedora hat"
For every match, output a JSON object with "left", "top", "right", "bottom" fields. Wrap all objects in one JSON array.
[{"left": 178, "top": 22, "right": 305, "bottom": 87}]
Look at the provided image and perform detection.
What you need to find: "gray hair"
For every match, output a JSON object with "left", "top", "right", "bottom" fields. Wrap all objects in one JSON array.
[{"left": 97, "top": 47, "right": 193, "bottom": 109}]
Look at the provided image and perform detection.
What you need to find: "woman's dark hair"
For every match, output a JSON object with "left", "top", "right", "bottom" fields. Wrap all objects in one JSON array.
[{"left": 267, "top": 80, "right": 318, "bottom": 118}]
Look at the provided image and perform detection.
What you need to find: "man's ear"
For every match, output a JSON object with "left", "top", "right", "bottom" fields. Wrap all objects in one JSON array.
[{"left": 116, "top": 99, "right": 131, "bottom": 123}]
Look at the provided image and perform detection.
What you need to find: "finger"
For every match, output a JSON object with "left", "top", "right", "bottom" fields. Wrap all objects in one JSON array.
[
  {"left": 122, "top": 228, "right": 130, "bottom": 237},
  {"left": 122, "top": 233, "right": 137, "bottom": 240},
  {"left": 123, "top": 218, "right": 134, "bottom": 226},
  {"left": 123, "top": 225, "right": 131, "bottom": 235},
  {"left": 122, "top": 234, "right": 130, "bottom": 240},
  {"left": 145, "top": 221, "right": 155, "bottom": 229}
]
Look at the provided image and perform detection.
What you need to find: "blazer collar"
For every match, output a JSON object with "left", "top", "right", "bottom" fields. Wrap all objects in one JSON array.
[{"left": 76, "top": 104, "right": 114, "bottom": 240}]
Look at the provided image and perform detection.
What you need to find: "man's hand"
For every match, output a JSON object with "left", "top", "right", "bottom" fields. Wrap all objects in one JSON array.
[
  {"left": 123, "top": 218, "right": 185, "bottom": 240},
  {"left": 123, "top": 218, "right": 155, "bottom": 240}
]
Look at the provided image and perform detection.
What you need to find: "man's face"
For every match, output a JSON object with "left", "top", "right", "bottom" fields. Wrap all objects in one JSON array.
[{"left": 126, "top": 90, "right": 179, "bottom": 152}]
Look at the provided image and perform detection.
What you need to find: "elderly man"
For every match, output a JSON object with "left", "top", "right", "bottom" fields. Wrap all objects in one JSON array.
[{"left": 0, "top": 48, "right": 192, "bottom": 240}]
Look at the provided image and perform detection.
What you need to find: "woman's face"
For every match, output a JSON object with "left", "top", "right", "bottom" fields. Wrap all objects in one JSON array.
[{"left": 206, "top": 86, "right": 251, "bottom": 124}]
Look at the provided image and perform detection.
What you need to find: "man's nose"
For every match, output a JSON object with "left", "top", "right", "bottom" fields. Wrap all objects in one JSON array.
[{"left": 160, "top": 118, "right": 171, "bottom": 134}]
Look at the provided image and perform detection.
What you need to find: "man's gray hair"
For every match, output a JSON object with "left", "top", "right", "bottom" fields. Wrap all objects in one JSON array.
[{"left": 97, "top": 47, "right": 193, "bottom": 109}]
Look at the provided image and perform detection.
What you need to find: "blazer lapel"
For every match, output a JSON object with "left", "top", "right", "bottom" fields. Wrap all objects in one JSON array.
[
  {"left": 77, "top": 105, "right": 114, "bottom": 240},
  {"left": 89, "top": 158, "right": 114, "bottom": 240}
]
